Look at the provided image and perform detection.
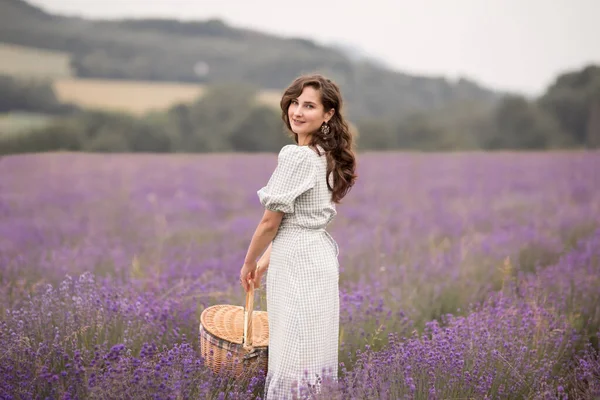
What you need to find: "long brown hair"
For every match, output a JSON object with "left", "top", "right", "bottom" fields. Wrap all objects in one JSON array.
[{"left": 280, "top": 74, "right": 357, "bottom": 203}]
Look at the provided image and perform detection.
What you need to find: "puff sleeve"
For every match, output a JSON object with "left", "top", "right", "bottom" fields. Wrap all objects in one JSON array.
[{"left": 257, "top": 145, "right": 316, "bottom": 213}]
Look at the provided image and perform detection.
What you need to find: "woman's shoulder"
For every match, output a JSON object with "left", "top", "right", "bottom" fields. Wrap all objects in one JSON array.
[{"left": 278, "top": 144, "right": 315, "bottom": 160}]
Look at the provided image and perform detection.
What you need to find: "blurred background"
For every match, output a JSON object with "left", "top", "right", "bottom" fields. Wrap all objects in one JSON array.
[{"left": 1, "top": 0, "right": 599, "bottom": 154}]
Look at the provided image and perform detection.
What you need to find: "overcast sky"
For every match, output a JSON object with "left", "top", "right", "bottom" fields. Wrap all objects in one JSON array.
[{"left": 27, "top": 0, "right": 600, "bottom": 96}]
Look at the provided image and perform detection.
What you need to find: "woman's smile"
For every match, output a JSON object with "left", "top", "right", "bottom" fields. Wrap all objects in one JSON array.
[{"left": 292, "top": 118, "right": 306, "bottom": 126}]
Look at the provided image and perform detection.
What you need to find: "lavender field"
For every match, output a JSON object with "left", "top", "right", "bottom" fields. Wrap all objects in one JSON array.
[{"left": 1, "top": 150, "right": 600, "bottom": 399}]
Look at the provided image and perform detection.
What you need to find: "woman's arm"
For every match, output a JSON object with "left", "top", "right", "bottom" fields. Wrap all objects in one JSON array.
[
  {"left": 243, "top": 210, "right": 282, "bottom": 265},
  {"left": 240, "top": 210, "right": 282, "bottom": 291},
  {"left": 258, "top": 242, "right": 273, "bottom": 269}
]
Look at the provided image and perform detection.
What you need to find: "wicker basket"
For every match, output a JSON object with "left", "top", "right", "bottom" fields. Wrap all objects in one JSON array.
[{"left": 199, "top": 281, "right": 269, "bottom": 377}]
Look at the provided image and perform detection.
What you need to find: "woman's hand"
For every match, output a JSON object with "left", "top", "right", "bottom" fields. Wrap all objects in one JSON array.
[{"left": 239, "top": 261, "right": 257, "bottom": 292}]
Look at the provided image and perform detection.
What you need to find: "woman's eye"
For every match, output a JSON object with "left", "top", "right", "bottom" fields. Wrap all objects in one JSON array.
[{"left": 306, "top": 104, "right": 313, "bottom": 109}]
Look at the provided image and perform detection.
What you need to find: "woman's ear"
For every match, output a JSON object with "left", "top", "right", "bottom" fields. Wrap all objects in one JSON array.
[{"left": 325, "top": 108, "right": 335, "bottom": 122}]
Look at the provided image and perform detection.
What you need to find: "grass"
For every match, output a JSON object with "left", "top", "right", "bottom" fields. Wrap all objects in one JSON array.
[{"left": 0, "top": 112, "right": 55, "bottom": 136}]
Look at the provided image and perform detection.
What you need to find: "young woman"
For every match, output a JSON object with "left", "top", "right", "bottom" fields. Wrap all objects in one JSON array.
[{"left": 239, "top": 74, "right": 357, "bottom": 399}]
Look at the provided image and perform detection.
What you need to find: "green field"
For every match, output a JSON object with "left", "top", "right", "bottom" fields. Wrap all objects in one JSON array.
[{"left": 0, "top": 112, "right": 55, "bottom": 136}]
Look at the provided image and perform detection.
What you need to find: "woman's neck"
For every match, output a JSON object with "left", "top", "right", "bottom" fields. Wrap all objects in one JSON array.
[{"left": 297, "top": 133, "right": 312, "bottom": 146}]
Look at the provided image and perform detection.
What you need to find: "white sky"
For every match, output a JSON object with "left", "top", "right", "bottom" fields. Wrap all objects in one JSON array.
[{"left": 26, "top": 0, "right": 600, "bottom": 96}]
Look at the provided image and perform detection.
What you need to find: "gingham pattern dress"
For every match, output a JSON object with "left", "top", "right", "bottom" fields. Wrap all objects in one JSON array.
[{"left": 257, "top": 144, "right": 340, "bottom": 400}]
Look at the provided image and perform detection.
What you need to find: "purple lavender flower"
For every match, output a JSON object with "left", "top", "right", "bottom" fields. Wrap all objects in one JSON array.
[{"left": 1, "top": 151, "right": 599, "bottom": 398}]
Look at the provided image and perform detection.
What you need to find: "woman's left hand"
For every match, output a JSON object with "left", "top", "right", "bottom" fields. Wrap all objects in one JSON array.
[{"left": 239, "top": 261, "right": 257, "bottom": 292}]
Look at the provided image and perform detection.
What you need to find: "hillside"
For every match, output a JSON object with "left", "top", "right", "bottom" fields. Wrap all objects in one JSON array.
[{"left": 0, "top": 0, "right": 501, "bottom": 120}]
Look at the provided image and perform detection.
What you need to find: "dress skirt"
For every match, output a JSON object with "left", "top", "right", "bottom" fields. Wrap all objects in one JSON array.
[{"left": 264, "top": 226, "right": 340, "bottom": 400}]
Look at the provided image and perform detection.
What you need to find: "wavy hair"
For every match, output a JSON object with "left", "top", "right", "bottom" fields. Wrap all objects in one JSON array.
[{"left": 280, "top": 74, "right": 357, "bottom": 203}]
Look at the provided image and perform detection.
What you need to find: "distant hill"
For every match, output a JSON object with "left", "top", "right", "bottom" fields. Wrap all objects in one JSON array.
[{"left": 0, "top": 0, "right": 501, "bottom": 120}]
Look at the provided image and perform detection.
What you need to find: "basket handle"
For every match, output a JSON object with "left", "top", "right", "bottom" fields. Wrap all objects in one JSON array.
[{"left": 243, "top": 280, "right": 254, "bottom": 349}]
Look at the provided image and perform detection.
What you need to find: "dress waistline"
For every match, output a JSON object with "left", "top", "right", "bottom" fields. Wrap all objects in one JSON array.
[{"left": 278, "top": 224, "right": 339, "bottom": 257}]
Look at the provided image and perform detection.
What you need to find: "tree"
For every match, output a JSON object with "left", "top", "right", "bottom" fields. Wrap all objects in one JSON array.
[
  {"left": 539, "top": 65, "right": 600, "bottom": 147},
  {"left": 128, "top": 116, "right": 172, "bottom": 153},
  {"left": 354, "top": 119, "right": 397, "bottom": 150},
  {"left": 184, "top": 83, "right": 257, "bottom": 152},
  {"left": 587, "top": 98, "right": 600, "bottom": 149},
  {"left": 0, "top": 119, "right": 83, "bottom": 154},
  {"left": 0, "top": 75, "right": 76, "bottom": 114},
  {"left": 229, "top": 106, "right": 290, "bottom": 152},
  {"left": 483, "top": 95, "right": 569, "bottom": 150},
  {"left": 395, "top": 113, "right": 445, "bottom": 151}
]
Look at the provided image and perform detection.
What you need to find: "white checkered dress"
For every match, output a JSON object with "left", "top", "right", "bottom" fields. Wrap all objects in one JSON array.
[{"left": 257, "top": 144, "right": 340, "bottom": 399}]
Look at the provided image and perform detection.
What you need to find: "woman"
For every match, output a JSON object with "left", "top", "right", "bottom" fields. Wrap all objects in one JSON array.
[{"left": 239, "top": 74, "right": 357, "bottom": 399}]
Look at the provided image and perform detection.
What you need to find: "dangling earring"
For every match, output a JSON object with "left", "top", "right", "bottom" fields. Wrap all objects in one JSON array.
[{"left": 321, "top": 122, "right": 330, "bottom": 136}]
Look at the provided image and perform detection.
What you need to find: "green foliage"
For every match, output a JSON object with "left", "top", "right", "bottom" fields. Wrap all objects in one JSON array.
[
  {"left": 396, "top": 113, "right": 445, "bottom": 151},
  {"left": 128, "top": 116, "right": 172, "bottom": 153},
  {"left": 539, "top": 65, "right": 600, "bottom": 147},
  {"left": 0, "top": 74, "right": 76, "bottom": 114},
  {"left": 352, "top": 65, "right": 599, "bottom": 152},
  {"left": 356, "top": 100, "right": 493, "bottom": 151},
  {"left": 482, "top": 95, "right": 572, "bottom": 150},
  {"left": 163, "top": 83, "right": 265, "bottom": 152},
  {"left": 229, "top": 106, "right": 291, "bottom": 152},
  {"left": 354, "top": 119, "right": 398, "bottom": 150},
  {"left": 587, "top": 99, "right": 600, "bottom": 149},
  {"left": 0, "top": 83, "right": 290, "bottom": 154},
  {"left": 85, "top": 130, "right": 130, "bottom": 153},
  {"left": 2, "top": 63, "right": 600, "bottom": 154},
  {"left": 0, "top": 118, "right": 82, "bottom": 154},
  {"left": 0, "top": 112, "right": 55, "bottom": 135}
]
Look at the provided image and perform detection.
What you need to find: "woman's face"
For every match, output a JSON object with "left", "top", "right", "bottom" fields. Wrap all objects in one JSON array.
[{"left": 288, "top": 86, "right": 334, "bottom": 138}]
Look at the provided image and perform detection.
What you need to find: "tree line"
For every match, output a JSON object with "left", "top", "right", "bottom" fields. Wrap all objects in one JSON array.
[
  {"left": 0, "top": 65, "right": 599, "bottom": 155},
  {"left": 0, "top": 81, "right": 291, "bottom": 155},
  {"left": 356, "top": 65, "right": 600, "bottom": 151}
]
